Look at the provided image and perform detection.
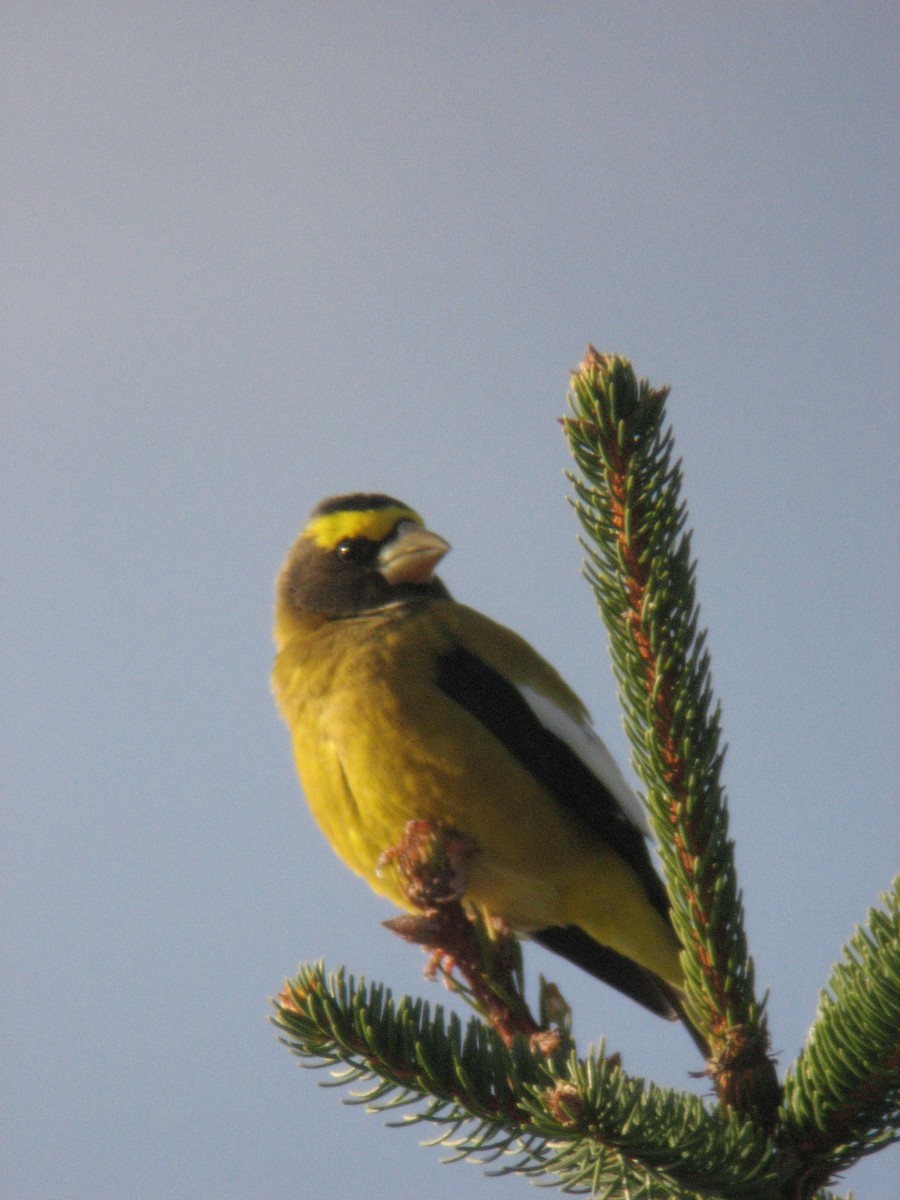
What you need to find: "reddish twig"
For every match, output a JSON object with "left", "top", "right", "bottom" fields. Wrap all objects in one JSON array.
[{"left": 379, "top": 820, "right": 560, "bottom": 1053}]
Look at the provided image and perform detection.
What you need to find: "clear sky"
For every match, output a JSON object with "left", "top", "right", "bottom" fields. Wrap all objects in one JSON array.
[{"left": 4, "top": 4, "right": 897, "bottom": 1198}]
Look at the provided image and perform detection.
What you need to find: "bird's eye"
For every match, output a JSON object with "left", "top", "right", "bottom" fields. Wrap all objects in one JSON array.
[{"left": 336, "top": 538, "right": 371, "bottom": 564}]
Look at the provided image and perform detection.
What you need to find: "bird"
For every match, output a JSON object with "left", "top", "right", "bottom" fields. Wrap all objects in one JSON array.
[{"left": 273, "top": 491, "right": 705, "bottom": 1052}]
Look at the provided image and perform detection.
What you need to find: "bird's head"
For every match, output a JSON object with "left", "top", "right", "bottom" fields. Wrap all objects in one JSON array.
[{"left": 277, "top": 493, "right": 451, "bottom": 623}]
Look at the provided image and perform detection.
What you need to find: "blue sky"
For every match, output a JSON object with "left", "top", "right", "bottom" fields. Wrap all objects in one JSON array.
[{"left": 4, "top": 4, "right": 897, "bottom": 1198}]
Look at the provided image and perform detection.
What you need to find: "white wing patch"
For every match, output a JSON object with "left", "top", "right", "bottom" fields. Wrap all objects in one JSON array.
[{"left": 518, "top": 684, "right": 651, "bottom": 836}]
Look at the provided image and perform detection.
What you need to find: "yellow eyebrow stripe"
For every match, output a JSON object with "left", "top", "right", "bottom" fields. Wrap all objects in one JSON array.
[{"left": 305, "top": 505, "right": 423, "bottom": 549}]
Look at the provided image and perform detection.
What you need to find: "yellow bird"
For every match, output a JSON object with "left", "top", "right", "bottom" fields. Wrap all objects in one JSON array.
[{"left": 273, "top": 493, "right": 703, "bottom": 1048}]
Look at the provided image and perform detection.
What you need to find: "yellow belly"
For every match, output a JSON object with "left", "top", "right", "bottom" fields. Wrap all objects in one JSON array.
[{"left": 274, "top": 601, "right": 684, "bottom": 990}]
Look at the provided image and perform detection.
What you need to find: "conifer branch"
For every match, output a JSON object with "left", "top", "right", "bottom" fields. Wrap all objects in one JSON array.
[
  {"left": 562, "top": 350, "right": 778, "bottom": 1125},
  {"left": 273, "top": 962, "right": 782, "bottom": 1198},
  {"left": 779, "top": 877, "right": 900, "bottom": 1191}
]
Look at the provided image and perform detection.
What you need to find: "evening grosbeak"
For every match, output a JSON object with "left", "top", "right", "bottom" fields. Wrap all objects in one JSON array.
[{"left": 273, "top": 493, "right": 704, "bottom": 1050}]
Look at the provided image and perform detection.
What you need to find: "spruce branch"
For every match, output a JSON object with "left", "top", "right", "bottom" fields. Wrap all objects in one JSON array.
[
  {"left": 273, "top": 962, "right": 782, "bottom": 1199},
  {"left": 779, "top": 877, "right": 900, "bottom": 1191},
  {"left": 562, "top": 349, "right": 778, "bottom": 1125}
]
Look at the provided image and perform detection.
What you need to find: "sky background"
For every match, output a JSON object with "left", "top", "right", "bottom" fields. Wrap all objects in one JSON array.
[{"left": 4, "top": 4, "right": 898, "bottom": 1198}]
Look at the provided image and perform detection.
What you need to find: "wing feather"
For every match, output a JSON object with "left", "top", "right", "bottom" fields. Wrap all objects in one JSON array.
[{"left": 433, "top": 639, "right": 670, "bottom": 922}]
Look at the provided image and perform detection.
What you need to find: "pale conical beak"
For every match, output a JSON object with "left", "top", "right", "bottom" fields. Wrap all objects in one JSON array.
[{"left": 378, "top": 521, "right": 450, "bottom": 585}]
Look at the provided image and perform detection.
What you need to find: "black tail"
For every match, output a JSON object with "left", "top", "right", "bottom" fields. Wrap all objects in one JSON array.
[{"left": 533, "top": 924, "right": 710, "bottom": 1059}]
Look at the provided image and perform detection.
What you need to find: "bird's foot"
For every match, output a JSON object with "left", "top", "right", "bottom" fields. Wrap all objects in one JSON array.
[
  {"left": 377, "top": 819, "right": 476, "bottom": 910},
  {"left": 381, "top": 820, "right": 558, "bottom": 1053}
]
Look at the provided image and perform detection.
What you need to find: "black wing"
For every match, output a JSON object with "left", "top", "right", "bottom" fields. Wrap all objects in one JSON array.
[
  {"left": 434, "top": 643, "right": 670, "bottom": 919},
  {"left": 435, "top": 643, "right": 682, "bottom": 1019}
]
